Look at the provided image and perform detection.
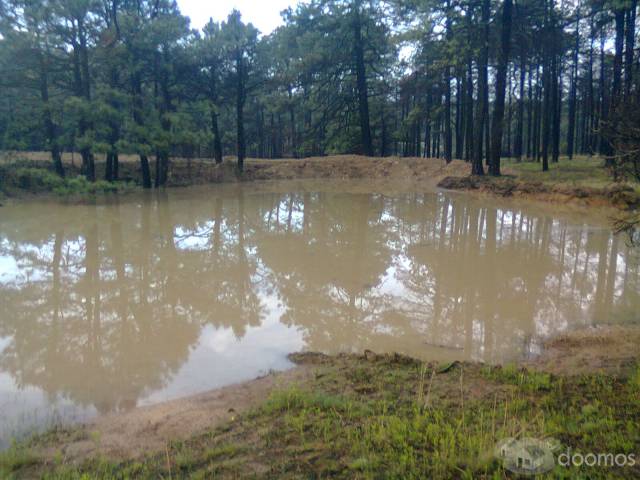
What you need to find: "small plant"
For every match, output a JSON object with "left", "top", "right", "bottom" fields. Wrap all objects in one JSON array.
[
  {"left": 481, "top": 364, "right": 552, "bottom": 391},
  {"left": 0, "top": 442, "right": 39, "bottom": 476}
]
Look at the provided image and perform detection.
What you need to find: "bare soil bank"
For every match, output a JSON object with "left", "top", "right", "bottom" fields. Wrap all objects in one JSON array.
[
  {"left": 1, "top": 152, "right": 466, "bottom": 187},
  {"left": 437, "top": 172, "right": 640, "bottom": 210}
]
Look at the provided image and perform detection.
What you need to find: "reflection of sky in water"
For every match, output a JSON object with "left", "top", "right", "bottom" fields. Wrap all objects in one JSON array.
[
  {"left": 174, "top": 222, "right": 215, "bottom": 251},
  {"left": 0, "top": 255, "right": 20, "bottom": 284},
  {"left": 141, "top": 300, "right": 302, "bottom": 405},
  {"left": 0, "top": 368, "right": 96, "bottom": 450}
]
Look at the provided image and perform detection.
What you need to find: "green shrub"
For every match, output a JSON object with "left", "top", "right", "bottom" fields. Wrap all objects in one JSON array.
[
  {"left": 0, "top": 166, "right": 134, "bottom": 197},
  {"left": 15, "top": 168, "right": 65, "bottom": 192}
]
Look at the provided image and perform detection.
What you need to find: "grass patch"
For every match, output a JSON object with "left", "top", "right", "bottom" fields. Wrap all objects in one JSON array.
[
  {"left": 481, "top": 364, "right": 553, "bottom": 391},
  {"left": 502, "top": 156, "right": 614, "bottom": 188},
  {"left": 0, "top": 443, "right": 39, "bottom": 478},
  {"left": 4, "top": 355, "right": 639, "bottom": 479}
]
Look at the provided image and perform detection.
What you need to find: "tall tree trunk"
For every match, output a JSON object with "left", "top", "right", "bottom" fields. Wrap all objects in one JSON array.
[
  {"left": 587, "top": 17, "right": 596, "bottom": 153},
  {"left": 605, "top": 7, "right": 626, "bottom": 167},
  {"left": 443, "top": 0, "right": 453, "bottom": 163},
  {"left": 541, "top": 0, "right": 553, "bottom": 172},
  {"left": 155, "top": 50, "right": 171, "bottom": 188},
  {"left": 444, "top": 72, "right": 452, "bottom": 162},
  {"left": 488, "top": 0, "right": 513, "bottom": 176},
  {"left": 612, "top": 8, "right": 625, "bottom": 110},
  {"left": 211, "top": 105, "right": 223, "bottom": 163},
  {"left": 209, "top": 67, "right": 223, "bottom": 163},
  {"left": 515, "top": 56, "right": 525, "bottom": 160},
  {"left": 472, "top": 0, "right": 489, "bottom": 176},
  {"left": 552, "top": 55, "right": 562, "bottom": 163},
  {"left": 534, "top": 65, "right": 542, "bottom": 161},
  {"left": 353, "top": 1, "right": 373, "bottom": 156},
  {"left": 132, "top": 72, "right": 151, "bottom": 189},
  {"left": 77, "top": 18, "right": 95, "bottom": 182},
  {"left": 465, "top": 58, "right": 474, "bottom": 161},
  {"left": 288, "top": 85, "right": 297, "bottom": 158},
  {"left": 624, "top": 0, "right": 637, "bottom": 98},
  {"left": 236, "top": 49, "right": 246, "bottom": 173},
  {"left": 455, "top": 74, "right": 464, "bottom": 159},
  {"left": 526, "top": 63, "right": 534, "bottom": 158},
  {"left": 38, "top": 47, "right": 64, "bottom": 177},
  {"left": 598, "top": 32, "right": 609, "bottom": 156},
  {"left": 566, "top": 6, "right": 579, "bottom": 159}
]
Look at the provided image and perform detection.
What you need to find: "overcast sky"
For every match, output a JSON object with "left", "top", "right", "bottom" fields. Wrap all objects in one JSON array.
[{"left": 177, "top": 0, "right": 300, "bottom": 34}]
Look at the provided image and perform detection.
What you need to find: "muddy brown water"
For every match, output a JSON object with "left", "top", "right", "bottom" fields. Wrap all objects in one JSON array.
[{"left": 0, "top": 180, "right": 638, "bottom": 447}]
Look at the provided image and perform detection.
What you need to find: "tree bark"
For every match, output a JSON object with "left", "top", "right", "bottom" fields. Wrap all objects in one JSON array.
[
  {"left": 208, "top": 66, "right": 223, "bottom": 163},
  {"left": 353, "top": 0, "right": 373, "bottom": 157},
  {"left": 77, "top": 17, "right": 95, "bottom": 182},
  {"left": 38, "top": 48, "right": 64, "bottom": 177},
  {"left": 566, "top": 7, "right": 579, "bottom": 159},
  {"left": 488, "top": 0, "right": 513, "bottom": 176},
  {"left": 624, "top": 0, "right": 637, "bottom": 98},
  {"left": 132, "top": 71, "right": 152, "bottom": 189},
  {"left": 465, "top": 58, "right": 474, "bottom": 161},
  {"left": 515, "top": 57, "right": 525, "bottom": 160},
  {"left": 472, "top": 0, "right": 489, "bottom": 176},
  {"left": 236, "top": 49, "right": 246, "bottom": 173}
]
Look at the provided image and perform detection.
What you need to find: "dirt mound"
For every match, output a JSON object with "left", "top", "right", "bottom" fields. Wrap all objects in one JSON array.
[
  {"left": 438, "top": 174, "right": 640, "bottom": 210},
  {"left": 176, "top": 156, "right": 467, "bottom": 187},
  {"left": 527, "top": 326, "right": 640, "bottom": 376},
  {"left": 2, "top": 154, "right": 468, "bottom": 193}
]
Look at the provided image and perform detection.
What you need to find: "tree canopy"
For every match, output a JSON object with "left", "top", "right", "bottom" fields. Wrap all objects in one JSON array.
[{"left": 0, "top": 0, "right": 638, "bottom": 184}]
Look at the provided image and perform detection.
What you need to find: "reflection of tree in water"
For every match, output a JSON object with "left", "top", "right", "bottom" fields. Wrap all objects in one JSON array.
[
  {"left": 251, "top": 191, "right": 639, "bottom": 362},
  {"left": 252, "top": 192, "right": 399, "bottom": 353},
  {"left": 166, "top": 190, "right": 263, "bottom": 338},
  {"left": 0, "top": 188, "right": 638, "bottom": 414},
  {"left": 0, "top": 201, "right": 200, "bottom": 413}
]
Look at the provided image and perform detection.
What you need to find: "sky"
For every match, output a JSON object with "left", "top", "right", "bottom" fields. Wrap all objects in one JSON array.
[{"left": 177, "top": 0, "right": 300, "bottom": 34}]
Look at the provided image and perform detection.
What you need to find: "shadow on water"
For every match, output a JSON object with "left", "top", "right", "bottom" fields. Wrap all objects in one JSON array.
[{"left": 0, "top": 181, "right": 638, "bottom": 445}]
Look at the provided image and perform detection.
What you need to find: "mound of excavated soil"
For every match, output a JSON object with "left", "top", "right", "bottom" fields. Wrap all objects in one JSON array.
[
  {"left": 527, "top": 326, "right": 640, "bottom": 376},
  {"left": 437, "top": 174, "right": 640, "bottom": 210},
  {"left": 164, "top": 156, "right": 469, "bottom": 188},
  {"left": 0, "top": 152, "right": 469, "bottom": 189}
]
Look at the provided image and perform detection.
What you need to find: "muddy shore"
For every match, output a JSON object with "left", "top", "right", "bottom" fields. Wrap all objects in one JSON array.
[
  {"left": 20, "top": 325, "right": 640, "bottom": 467},
  {"left": 437, "top": 173, "right": 640, "bottom": 210}
]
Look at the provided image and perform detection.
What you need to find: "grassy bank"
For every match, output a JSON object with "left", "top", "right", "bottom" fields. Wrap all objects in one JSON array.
[
  {"left": 438, "top": 156, "right": 640, "bottom": 211},
  {"left": 2, "top": 349, "right": 639, "bottom": 479},
  {"left": 503, "top": 156, "right": 614, "bottom": 187}
]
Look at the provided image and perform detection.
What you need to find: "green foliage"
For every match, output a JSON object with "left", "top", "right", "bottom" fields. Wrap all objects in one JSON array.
[
  {"left": 0, "top": 442, "right": 39, "bottom": 478},
  {"left": 1, "top": 167, "right": 133, "bottom": 196},
  {"left": 481, "top": 364, "right": 552, "bottom": 391}
]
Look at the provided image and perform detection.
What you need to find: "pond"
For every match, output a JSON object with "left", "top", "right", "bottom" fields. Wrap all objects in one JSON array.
[{"left": 0, "top": 180, "right": 638, "bottom": 447}]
